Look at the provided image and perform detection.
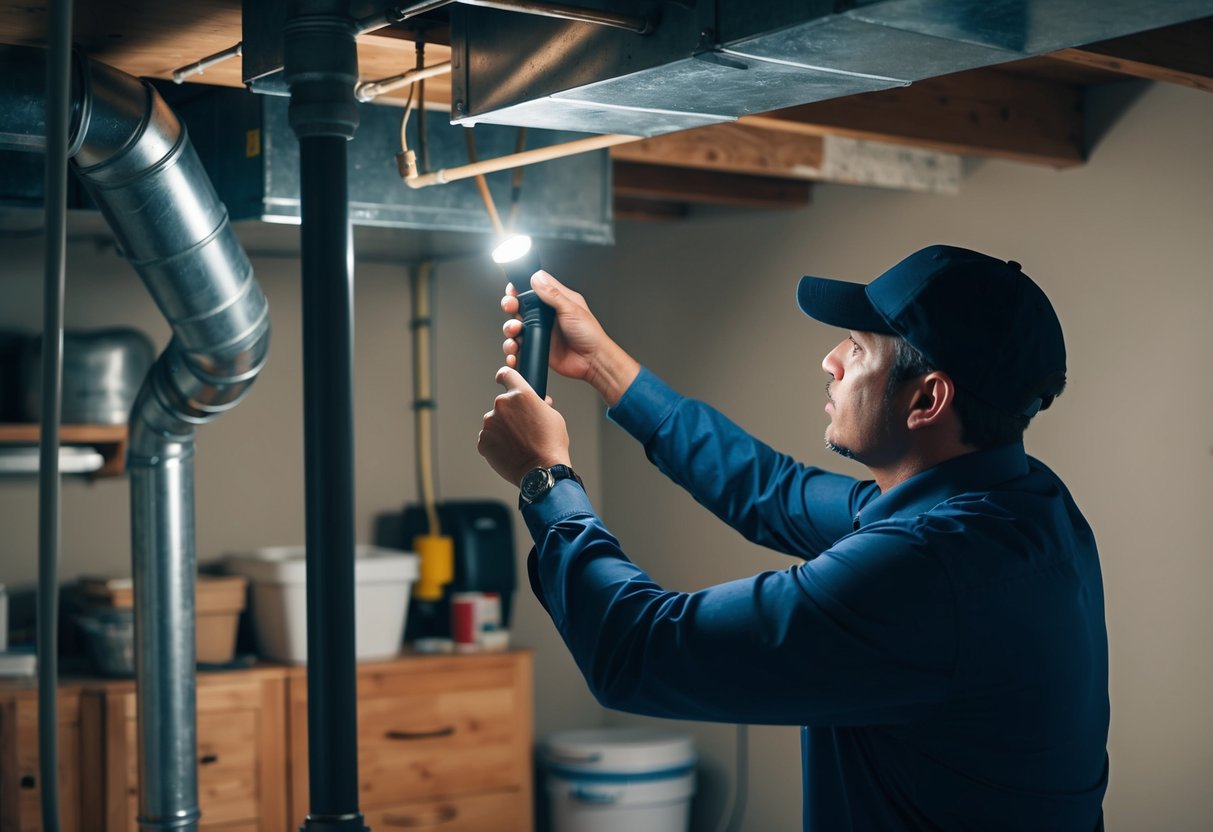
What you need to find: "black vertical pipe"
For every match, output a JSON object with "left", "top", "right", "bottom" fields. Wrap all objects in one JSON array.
[
  {"left": 300, "top": 135, "right": 362, "bottom": 826},
  {"left": 37, "top": 2, "right": 72, "bottom": 830},
  {"left": 283, "top": 3, "right": 365, "bottom": 830}
]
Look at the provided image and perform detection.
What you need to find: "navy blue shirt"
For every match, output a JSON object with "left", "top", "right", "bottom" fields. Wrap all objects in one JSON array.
[{"left": 523, "top": 368, "right": 1109, "bottom": 831}]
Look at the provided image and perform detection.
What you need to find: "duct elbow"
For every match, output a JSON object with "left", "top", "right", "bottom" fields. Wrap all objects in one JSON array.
[{"left": 64, "top": 57, "right": 273, "bottom": 463}]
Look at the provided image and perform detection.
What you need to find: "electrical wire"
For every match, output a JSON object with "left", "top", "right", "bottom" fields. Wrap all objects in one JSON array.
[
  {"left": 409, "top": 261, "right": 441, "bottom": 536},
  {"left": 397, "top": 83, "right": 418, "bottom": 180},
  {"left": 415, "top": 35, "right": 430, "bottom": 174},
  {"left": 464, "top": 128, "right": 506, "bottom": 237},
  {"left": 506, "top": 127, "right": 528, "bottom": 231}
]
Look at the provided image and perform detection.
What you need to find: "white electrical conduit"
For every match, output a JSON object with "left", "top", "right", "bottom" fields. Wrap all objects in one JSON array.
[
  {"left": 357, "top": 60, "right": 451, "bottom": 102},
  {"left": 405, "top": 132, "right": 642, "bottom": 188}
]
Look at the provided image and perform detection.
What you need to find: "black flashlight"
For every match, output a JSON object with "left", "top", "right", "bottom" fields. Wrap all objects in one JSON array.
[{"left": 492, "top": 234, "right": 554, "bottom": 400}]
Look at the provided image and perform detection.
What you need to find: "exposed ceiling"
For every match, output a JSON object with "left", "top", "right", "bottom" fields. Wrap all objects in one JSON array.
[{"left": 1, "top": 1, "right": 1211, "bottom": 221}]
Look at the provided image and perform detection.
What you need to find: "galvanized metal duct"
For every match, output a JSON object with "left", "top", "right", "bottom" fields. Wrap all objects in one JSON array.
[
  {"left": 0, "top": 45, "right": 270, "bottom": 832},
  {"left": 450, "top": 0, "right": 1213, "bottom": 135}
]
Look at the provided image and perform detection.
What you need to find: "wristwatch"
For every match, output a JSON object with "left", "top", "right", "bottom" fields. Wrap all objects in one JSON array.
[{"left": 519, "top": 464, "right": 584, "bottom": 508}]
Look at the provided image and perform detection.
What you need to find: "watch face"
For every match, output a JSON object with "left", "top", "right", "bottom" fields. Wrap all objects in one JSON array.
[{"left": 521, "top": 468, "right": 552, "bottom": 503}]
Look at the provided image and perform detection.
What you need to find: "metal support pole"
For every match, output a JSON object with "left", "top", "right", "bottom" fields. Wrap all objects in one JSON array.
[{"left": 283, "top": 3, "right": 365, "bottom": 830}]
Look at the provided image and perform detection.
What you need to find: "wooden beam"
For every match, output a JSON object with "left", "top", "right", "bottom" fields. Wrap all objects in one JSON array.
[
  {"left": 612, "top": 122, "right": 824, "bottom": 179},
  {"left": 613, "top": 196, "right": 689, "bottom": 222},
  {"left": 743, "top": 67, "right": 1085, "bottom": 168},
  {"left": 1050, "top": 18, "right": 1213, "bottom": 93},
  {"left": 613, "top": 121, "right": 961, "bottom": 194},
  {"left": 613, "top": 162, "right": 811, "bottom": 209}
]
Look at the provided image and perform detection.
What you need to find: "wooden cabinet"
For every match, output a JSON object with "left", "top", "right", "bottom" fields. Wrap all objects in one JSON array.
[
  {"left": 78, "top": 668, "right": 288, "bottom": 832},
  {"left": 1, "top": 651, "right": 534, "bottom": 832},
  {"left": 0, "top": 686, "right": 83, "bottom": 832},
  {"left": 287, "top": 652, "right": 534, "bottom": 832}
]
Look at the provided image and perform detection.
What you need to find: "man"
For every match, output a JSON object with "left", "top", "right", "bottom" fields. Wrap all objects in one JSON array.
[{"left": 478, "top": 245, "right": 1109, "bottom": 831}]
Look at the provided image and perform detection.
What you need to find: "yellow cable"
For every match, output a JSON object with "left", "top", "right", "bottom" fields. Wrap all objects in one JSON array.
[{"left": 411, "top": 260, "right": 441, "bottom": 537}]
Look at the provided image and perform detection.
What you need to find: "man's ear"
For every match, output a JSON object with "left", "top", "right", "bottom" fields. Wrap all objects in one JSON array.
[{"left": 906, "top": 371, "right": 956, "bottom": 431}]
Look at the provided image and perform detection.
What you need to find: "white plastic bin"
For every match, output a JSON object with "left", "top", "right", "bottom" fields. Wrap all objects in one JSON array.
[
  {"left": 544, "top": 728, "right": 696, "bottom": 832},
  {"left": 225, "top": 545, "right": 418, "bottom": 663}
]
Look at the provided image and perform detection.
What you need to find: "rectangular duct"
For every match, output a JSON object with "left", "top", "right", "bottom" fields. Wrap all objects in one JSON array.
[
  {"left": 450, "top": 0, "right": 1213, "bottom": 136},
  {"left": 157, "top": 83, "right": 613, "bottom": 243}
]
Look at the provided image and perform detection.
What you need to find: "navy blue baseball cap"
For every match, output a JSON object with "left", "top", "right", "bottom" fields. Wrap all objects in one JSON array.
[{"left": 797, "top": 245, "right": 1066, "bottom": 416}]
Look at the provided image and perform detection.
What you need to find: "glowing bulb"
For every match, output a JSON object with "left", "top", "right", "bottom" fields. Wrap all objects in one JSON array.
[{"left": 492, "top": 234, "right": 533, "bottom": 264}]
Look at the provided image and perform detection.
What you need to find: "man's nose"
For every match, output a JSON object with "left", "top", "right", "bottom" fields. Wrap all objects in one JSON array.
[{"left": 822, "top": 341, "right": 846, "bottom": 377}]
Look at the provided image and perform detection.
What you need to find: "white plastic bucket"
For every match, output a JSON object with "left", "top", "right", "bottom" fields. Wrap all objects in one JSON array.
[
  {"left": 544, "top": 728, "right": 696, "bottom": 832},
  {"left": 225, "top": 545, "right": 418, "bottom": 663}
]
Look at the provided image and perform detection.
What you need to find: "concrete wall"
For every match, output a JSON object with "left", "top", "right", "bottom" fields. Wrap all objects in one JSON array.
[
  {"left": 1, "top": 77, "right": 1209, "bottom": 830},
  {"left": 583, "top": 80, "right": 1213, "bottom": 831}
]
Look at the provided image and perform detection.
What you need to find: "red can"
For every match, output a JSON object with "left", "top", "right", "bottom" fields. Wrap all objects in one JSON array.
[{"left": 451, "top": 592, "right": 502, "bottom": 653}]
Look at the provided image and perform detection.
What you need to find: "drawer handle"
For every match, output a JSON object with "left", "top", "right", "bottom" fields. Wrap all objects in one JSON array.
[
  {"left": 199, "top": 754, "right": 219, "bottom": 765},
  {"left": 20, "top": 775, "right": 36, "bottom": 789},
  {"left": 385, "top": 726, "right": 456, "bottom": 741},
  {"left": 382, "top": 805, "right": 458, "bottom": 827}
]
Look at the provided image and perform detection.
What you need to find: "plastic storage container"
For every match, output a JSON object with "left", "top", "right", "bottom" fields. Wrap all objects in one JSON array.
[
  {"left": 225, "top": 545, "right": 418, "bottom": 663},
  {"left": 544, "top": 728, "right": 697, "bottom": 832}
]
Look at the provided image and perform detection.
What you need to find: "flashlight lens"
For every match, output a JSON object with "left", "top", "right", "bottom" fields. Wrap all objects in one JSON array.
[{"left": 492, "top": 234, "right": 533, "bottom": 264}]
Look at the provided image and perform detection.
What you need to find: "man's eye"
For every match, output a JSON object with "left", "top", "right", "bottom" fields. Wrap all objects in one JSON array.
[{"left": 849, "top": 339, "right": 861, "bottom": 355}]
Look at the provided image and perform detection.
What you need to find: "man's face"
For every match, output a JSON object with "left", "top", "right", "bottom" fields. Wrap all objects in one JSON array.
[{"left": 820, "top": 331, "right": 906, "bottom": 466}]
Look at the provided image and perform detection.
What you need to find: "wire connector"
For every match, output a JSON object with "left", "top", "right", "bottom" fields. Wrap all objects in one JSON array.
[{"left": 396, "top": 149, "right": 418, "bottom": 181}]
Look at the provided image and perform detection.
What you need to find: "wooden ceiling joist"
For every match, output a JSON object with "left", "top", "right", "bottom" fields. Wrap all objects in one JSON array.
[
  {"left": 611, "top": 123, "right": 825, "bottom": 179},
  {"left": 744, "top": 67, "right": 1086, "bottom": 168},
  {"left": 612, "top": 162, "right": 812, "bottom": 210},
  {"left": 1050, "top": 18, "right": 1213, "bottom": 94}
]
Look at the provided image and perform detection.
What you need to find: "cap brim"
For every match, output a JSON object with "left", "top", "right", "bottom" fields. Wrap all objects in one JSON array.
[{"left": 797, "top": 276, "right": 894, "bottom": 334}]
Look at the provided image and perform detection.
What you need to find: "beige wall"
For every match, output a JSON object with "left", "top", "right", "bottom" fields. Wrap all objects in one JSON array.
[
  {"left": 1, "top": 77, "right": 1209, "bottom": 830},
  {"left": 0, "top": 234, "right": 609, "bottom": 738},
  {"left": 584, "top": 80, "right": 1213, "bottom": 830}
]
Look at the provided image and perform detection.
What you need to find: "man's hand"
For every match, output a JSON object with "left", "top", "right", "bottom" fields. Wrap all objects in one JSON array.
[
  {"left": 502, "top": 271, "right": 640, "bottom": 407},
  {"left": 478, "top": 366, "right": 572, "bottom": 487}
]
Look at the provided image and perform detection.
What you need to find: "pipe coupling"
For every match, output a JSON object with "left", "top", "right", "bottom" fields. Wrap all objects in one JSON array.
[{"left": 283, "top": 13, "right": 360, "bottom": 140}]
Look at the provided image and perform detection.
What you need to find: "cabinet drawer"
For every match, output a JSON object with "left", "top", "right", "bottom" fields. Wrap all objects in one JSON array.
[
  {"left": 86, "top": 672, "right": 288, "bottom": 832},
  {"left": 122, "top": 708, "right": 259, "bottom": 827},
  {"left": 287, "top": 652, "right": 533, "bottom": 827},
  {"left": 364, "top": 789, "right": 530, "bottom": 832},
  {"left": 359, "top": 685, "right": 523, "bottom": 806},
  {"left": 1, "top": 693, "right": 82, "bottom": 832}
]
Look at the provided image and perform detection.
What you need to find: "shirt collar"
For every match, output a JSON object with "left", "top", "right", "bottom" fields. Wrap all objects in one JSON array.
[{"left": 854, "top": 443, "right": 1030, "bottom": 530}]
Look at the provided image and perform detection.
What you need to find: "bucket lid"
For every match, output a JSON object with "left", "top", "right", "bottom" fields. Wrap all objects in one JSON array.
[
  {"left": 544, "top": 728, "right": 696, "bottom": 775},
  {"left": 226, "top": 545, "right": 418, "bottom": 584}
]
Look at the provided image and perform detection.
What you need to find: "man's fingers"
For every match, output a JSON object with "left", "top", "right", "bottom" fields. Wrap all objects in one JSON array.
[{"left": 495, "top": 365, "right": 533, "bottom": 393}]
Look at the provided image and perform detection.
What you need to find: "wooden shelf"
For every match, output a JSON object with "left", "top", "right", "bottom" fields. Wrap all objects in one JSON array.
[{"left": 0, "top": 423, "right": 128, "bottom": 477}]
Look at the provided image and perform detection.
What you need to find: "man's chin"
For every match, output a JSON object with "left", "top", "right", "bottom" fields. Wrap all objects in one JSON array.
[{"left": 824, "top": 433, "right": 855, "bottom": 460}]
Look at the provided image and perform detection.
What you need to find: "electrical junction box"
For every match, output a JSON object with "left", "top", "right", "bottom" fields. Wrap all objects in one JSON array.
[{"left": 158, "top": 81, "right": 613, "bottom": 244}]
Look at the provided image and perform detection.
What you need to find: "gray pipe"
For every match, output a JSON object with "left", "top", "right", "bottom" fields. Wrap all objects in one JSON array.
[{"left": 0, "top": 45, "right": 270, "bottom": 832}]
